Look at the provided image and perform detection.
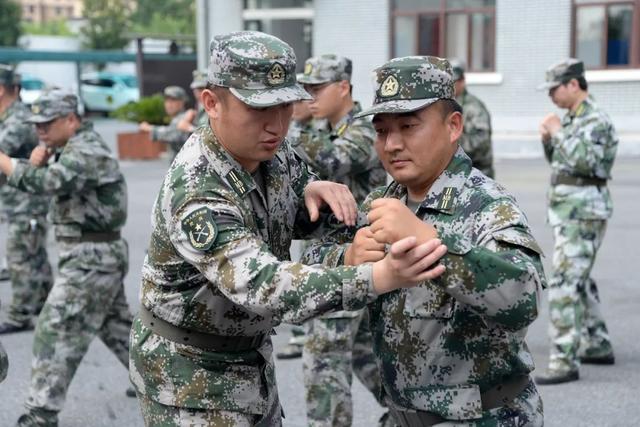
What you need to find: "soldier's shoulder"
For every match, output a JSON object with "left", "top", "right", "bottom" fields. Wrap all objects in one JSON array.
[
  {"left": 462, "top": 170, "right": 520, "bottom": 216},
  {"left": 463, "top": 91, "right": 490, "bottom": 113}
]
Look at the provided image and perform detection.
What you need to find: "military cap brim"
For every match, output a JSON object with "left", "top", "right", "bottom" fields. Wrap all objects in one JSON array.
[
  {"left": 26, "top": 113, "right": 63, "bottom": 124},
  {"left": 536, "top": 81, "right": 562, "bottom": 91},
  {"left": 354, "top": 97, "right": 441, "bottom": 118},
  {"left": 297, "top": 74, "right": 333, "bottom": 85},
  {"left": 230, "top": 83, "right": 312, "bottom": 108}
]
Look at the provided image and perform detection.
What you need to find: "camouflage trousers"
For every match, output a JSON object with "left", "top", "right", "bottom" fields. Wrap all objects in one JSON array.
[
  {"left": 0, "top": 334, "right": 7, "bottom": 383},
  {"left": 138, "top": 393, "right": 266, "bottom": 427},
  {"left": 303, "top": 309, "right": 386, "bottom": 427},
  {"left": 418, "top": 379, "right": 543, "bottom": 427},
  {"left": 5, "top": 215, "right": 53, "bottom": 326},
  {"left": 22, "top": 239, "right": 133, "bottom": 425},
  {"left": 548, "top": 220, "right": 613, "bottom": 373}
]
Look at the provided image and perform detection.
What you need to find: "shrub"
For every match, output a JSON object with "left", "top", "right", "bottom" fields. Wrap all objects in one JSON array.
[{"left": 110, "top": 94, "right": 167, "bottom": 125}]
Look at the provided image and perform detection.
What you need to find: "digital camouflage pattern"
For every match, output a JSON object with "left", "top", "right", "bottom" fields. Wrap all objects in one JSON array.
[
  {"left": 290, "top": 102, "right": 386, "bottom": 204},
  {"left": 456, "top": 89, "right": 495, "bottom": 178},
  {"left": 8, "top": 119, "right": 132, "bottom": 426},
  {"left": 190, "top": 69, "right": 208, "bottom": 90},
  {"left": 208, "top": 31, "right": 311, "bottom": 107},
  {"left": 537, "top": 58, "right": 585, "bottom": 91},
  {"left": 195, "top": 105, "right": 209, "bottom": 128},
  {"left": 543, "top": 96, "right": 618, "bottom": 374},
  {"left": 25, "top": 91, "right": 77, "bottom": 124},
  {"left": 544, "top": 97, "right": 617, "bottom": 226},
  {"left": 151, "top": 110, "right": 191, "bottom": 159},
  {"left": 356, "top": 56, "right": 454, "bottom": 118},
  {"left": 130, "top": 125, "right": 378, "bottom": 425},
  {"left": 303, "top": 310, "right": 390, "bottom": 427},
  {"left": 163, "top": 85, "right": 188, "bottom": 101},
  {"left": 0, "top": 99, "right": 53, "bottom": 327},
  {"left": 303, "top": 147, "right": 546, "bottom": 425},
  {"left": 298, "top": 54, "right": 352, "bottom": 84}
]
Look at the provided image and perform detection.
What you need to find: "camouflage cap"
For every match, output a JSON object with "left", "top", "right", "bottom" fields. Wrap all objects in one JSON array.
[
  {"left": 26, "top": 89, "right": 78, "bottom": 123},
  {"left": 298, "top": 54, "right": 352, "bottom": 85},
  {"left": 537, "top": 58, "right": 585, "bottom": 91},
  {"left": 208, "top": 30, "right": 311, "bottom": 107},
  {"left": 0, "top": 64, "right": 18, "bottom": 86},
  {"left": 355, "top": 56, "right": 454, "bottom": 118},
  {"left": 449, "top": 58, "right": 465, "bottom": 81},
  {"left": 190, "top": 69, "right": 208, "bottom": 89},
  {"left": 163, "top": 85, "right": 188, "bottom": 100}
]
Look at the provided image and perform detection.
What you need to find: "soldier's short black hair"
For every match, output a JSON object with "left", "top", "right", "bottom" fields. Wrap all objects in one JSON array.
[
  {"left": 436, "top": 98, "right": 463, "bottom": 121},
  {"left": 562, "top": 76, "right": 588, "bottom": 91}
]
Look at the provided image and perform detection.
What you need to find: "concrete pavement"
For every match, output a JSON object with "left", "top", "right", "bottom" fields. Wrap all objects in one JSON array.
[{"left": 0, "top": 119, "right": 638, "bottom": 426}]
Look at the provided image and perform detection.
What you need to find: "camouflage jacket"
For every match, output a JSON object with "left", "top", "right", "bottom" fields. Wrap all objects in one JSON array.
[
  {"left": 544, "top": 97, "right": 618, "bottom": 225},
  {"left": 0, "top": 298, "right": 6, "bottom": 383},
  {"left": 0, "top": 100, "right": 50, "bottom": 217},
  {"left": 456, "top": 89, "right": 494, "bottom": 178},
  {"left": 8, "top": 121, "right": 127, "bottom": 239},
  {"left": 303, "top": 147, "right": 546, "bottom": 421},
  {"left": 152, "top": 110, "right": 191, "bottom": 154},
  {"left": 290, "top": 102, "right": 387, "bottom": 204},
  {"left": 135, "top": 126, "right": 376, "bottom": 412}
]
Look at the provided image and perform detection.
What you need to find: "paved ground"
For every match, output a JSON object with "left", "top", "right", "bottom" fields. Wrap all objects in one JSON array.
[{"left": 0, "top": 119, "right": 638, "bottom": 426}]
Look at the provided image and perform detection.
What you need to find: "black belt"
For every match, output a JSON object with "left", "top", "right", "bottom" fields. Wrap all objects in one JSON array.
[
  {"left": 551, "top": 173, "right": 606, "bottom": 187},
  {"left": 57, "top": 231, "right": 121, "bottom": 243},
  {"left": 139, "top": 305, "right": 268, "bottom": 352},
  {"left": 387, "top": 375, "right": 531, "bottom": 427}
]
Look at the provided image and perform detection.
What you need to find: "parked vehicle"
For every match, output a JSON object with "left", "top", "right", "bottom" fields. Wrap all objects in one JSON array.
[
  {"left": 80, "top": 72, "right": 140, "bottom": 113},
  {"left": 19, "top": 75, "right": 46, "bottom": 105}
]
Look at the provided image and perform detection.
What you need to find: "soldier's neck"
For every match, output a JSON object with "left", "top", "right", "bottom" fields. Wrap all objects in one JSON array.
[
  {"left": 328, "top": 99, "right": 354, "bottom": 129},
  {"left": 569, "top": 92, "right": 589, "bottom": 113}
]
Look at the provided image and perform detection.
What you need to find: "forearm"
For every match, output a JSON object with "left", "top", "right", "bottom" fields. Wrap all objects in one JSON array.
[{"left": 0, "top": 152, "right": 14, "bottom": 176}]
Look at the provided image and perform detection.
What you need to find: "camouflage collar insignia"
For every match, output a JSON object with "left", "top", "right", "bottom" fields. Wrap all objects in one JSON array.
[
  {"left": 31, "top": 104, "right": 41, "bottom": 114},
  {"left": 379, "top": 75, "right": 399, "bottom": 97},
  {"left": 267, "top": 62, "right": 286, "bottom": 86},
  {"left": 436, "top": 187, "right": 458, "bottom": 212},
  {"left": 182, "top": 207, "right": 218, "bottom": 251},
  {"left": 336, "top": 123, "right": 348, "bottom": 137},
  {"left": 304, "top": 62, "right": 313, "bottom": 75},
  {"left": 226, "top": 169, "right": 251, "bottom": 197}
]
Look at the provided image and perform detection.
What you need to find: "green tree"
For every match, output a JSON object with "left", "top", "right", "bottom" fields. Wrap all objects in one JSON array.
[
  {"left": 131, "top": 0, "right": 195, "bottom": 35},
  {"left": 22, "top": 20, "right": 73, "bottom": 36},
  {"left": 0, "top": 0, "right": 22, "bottom": 46},
  {"left": 81, "top": 0, "right": 131, "bottom": 50}
]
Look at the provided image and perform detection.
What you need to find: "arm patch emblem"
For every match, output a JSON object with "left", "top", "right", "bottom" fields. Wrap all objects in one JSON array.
[{"left": 181, "top": 207, "right": 218, "bottom": 251}]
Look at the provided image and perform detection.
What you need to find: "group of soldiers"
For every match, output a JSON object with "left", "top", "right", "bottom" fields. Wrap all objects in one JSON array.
[{"left": 0, "top": 28, "right": 618, "bottom": 427}]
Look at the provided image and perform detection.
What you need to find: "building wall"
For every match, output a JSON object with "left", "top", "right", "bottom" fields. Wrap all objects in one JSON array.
[
  {"left": 19, "top": 0, "right": 83, "bottom": 24},
  {"left": 312, "top": 0, "right": 391, "bottom": 108}
]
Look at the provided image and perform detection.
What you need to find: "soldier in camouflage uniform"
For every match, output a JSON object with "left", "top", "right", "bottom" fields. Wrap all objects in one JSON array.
[
  {"left": 303, "top": 56, "right": 546, "bottom": 427},
  {"left": 292, "top": 54, "right": 389, "bottom": 426},
  {"left": 129, "top": 31, "right": 447, "bottom": 427},
  {"left": 0, "top": 299, "right": 8, "bottom": 383},
  {"left": 139, "top": 85, "right": 191, "bottom": 160},
  {"left": 177, "top": 70, "right": 210, "bottom": 134},
  {"left": 450, "top": 60, "right": 494, "bottom": 178},
  {"left": 535, "top": 59, "right": 618, "bottom": 385},
  {"left": 0, "top": 90, "right": 134, "bottom": 427},
  {"left": 0, "top": 65, "right": 53, "bottom": 334}
]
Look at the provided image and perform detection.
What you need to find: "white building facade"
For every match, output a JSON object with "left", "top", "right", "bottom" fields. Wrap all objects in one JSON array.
[{"left": 197, "top": 0, "right": 640, "bottom": 156}]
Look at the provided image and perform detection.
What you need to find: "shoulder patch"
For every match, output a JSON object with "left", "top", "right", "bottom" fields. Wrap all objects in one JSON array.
[{"left": 182, "top": 207, "right": 218, "bottom": 251}]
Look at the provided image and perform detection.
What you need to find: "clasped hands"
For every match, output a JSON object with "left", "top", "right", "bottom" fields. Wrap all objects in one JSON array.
[{"left": 345, "top": 198, "right": 448, "bottom": 294}]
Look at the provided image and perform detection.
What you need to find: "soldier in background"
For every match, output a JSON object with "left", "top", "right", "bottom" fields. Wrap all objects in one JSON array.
[
  {"left": 0, "top": 299, "right": 8, "bottom": 383},
  {"left": 293, "top": 54, "right": 389, "bottom": 426},
  {"left": 535, "top": 59, "right": 618, "bottom": 385},
  {"left": 129, "top": 31, "right": 446, "bottom": 426},
  {"left": 0, "top": 65, "right": 53, "bottom": 335},
  {"left": 139, "top": 85, "right": 191, "bottom": 160},
  {"left": 275, "top": 96, "right": 316, "bottom": 361},
  {"left": 303, "top": 56, "right": 546, "bottom": 427},
  {"left": 177, "top": 70, "right": 209, "bottom": 134},
  {"left": 450, "top": 60, "right": 494, "bottom": 178},
  {"left": 0, "top": 90, "right": 134, "bottom": 427}
]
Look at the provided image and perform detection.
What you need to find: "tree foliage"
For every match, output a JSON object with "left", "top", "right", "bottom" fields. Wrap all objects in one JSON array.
[
  {"left": 22, "top": 20, "right": 73, "bottom": 36},
  {"left": 81, "top": 0, "right": 131, "bottom": 50},
  {"left": 131, "top": 0, "right": 196, "bottom": 35},
  {"left": 0, "top": 0, "right": 22, "bottom": 47}
]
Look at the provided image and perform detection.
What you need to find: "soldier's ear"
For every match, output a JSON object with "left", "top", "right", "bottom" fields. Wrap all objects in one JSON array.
[
  {"left": 201, "top": 88, "right": 224, "bottom": 119},
  {"left": 448, "top": 111, "right": 463, "bottom": 144}
]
